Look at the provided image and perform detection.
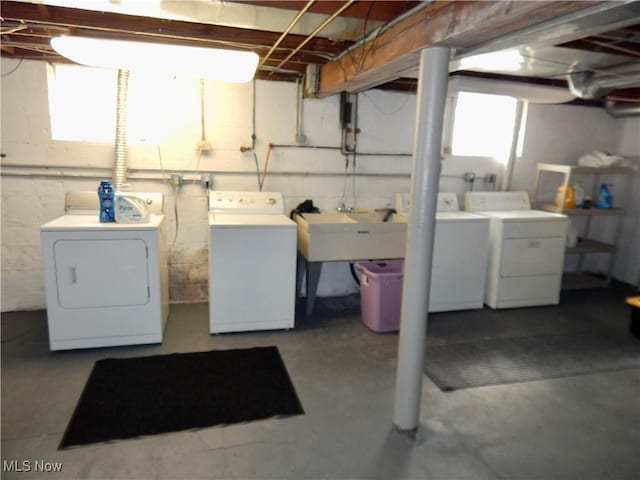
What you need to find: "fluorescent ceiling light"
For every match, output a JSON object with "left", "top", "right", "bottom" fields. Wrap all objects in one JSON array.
[{"left": 50, "top": 36, "right": 259, "bottom": 82}]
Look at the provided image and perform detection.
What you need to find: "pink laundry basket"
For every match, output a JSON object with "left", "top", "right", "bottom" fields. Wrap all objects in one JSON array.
[{"left": 355, "top": 260, "right": 404, "bottom": 333}]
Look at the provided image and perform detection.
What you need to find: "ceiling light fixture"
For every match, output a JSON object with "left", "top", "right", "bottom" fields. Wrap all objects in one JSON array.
[{"left": 50, "top": 36, "right": 259, "bottom": 82}]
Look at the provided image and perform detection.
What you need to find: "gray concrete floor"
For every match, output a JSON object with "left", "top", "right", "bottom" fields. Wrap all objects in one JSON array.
[{"left": 2, "top": 286, "right": 639, "bottom": 480}]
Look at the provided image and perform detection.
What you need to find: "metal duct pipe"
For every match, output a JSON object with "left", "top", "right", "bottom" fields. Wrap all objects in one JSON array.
[
  {"left": 567, "top": 62, "right": 640, "bottom": 100},
  {"left": 112, "top": 69, "right": 130, "bottom": 189},
  {"left": 605, "top": 100, "right": 640, "bottom": 117}
]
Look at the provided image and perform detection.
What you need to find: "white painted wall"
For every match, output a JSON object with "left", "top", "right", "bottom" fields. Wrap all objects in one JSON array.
[{"left": 1, "top": 58, "right": 638, "bottom": 312}]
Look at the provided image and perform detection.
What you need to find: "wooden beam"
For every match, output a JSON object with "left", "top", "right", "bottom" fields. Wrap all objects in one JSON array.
[{"left": 315, "top": 0, "right": 596, "bottom": 97}]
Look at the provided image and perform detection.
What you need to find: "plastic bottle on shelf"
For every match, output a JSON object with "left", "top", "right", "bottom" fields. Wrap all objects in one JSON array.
[
  {"left": 554, "top": 184, "right": 575, "bottom": 208},
  {"left": 594, "top": 183, "right": 613, "bottom": 209},
  {"left": 573, "top": 183, "right": 585, "bottom": 208},
  {"left": 98, "top": 180, "right": 115, "bottom": 222}
]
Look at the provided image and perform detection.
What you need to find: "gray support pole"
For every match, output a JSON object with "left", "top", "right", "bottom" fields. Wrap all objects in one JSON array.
[{"left": 393, "top": 46, "right": 450, "bottom": 432}]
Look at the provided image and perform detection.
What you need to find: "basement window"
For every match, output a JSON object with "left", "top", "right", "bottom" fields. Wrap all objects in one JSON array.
[
  {"left": 47, "top": 64, "right": 117, "bottom": 142},
  {"left": 450, "top": 91, "right": 518, "bottom": 164},
  {"left": 47, "top": 64, "right": 193, "bottom": 144}
]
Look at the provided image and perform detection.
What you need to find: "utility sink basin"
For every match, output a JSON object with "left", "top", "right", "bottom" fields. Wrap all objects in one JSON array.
[{"left": 294, "top": 212, "right": 407, "bottom": 262}]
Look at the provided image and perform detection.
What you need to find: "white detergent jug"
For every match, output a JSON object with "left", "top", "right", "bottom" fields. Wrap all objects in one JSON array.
[{"left": 115, "top": 193, "right": 150, "bottom": 222}]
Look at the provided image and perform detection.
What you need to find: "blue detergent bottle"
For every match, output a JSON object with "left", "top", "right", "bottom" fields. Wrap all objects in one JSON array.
[
  {"left": 98, "top": 180, "right": 115, "bottom": 222},
  {"left": 594, "top": 183, "right": 613, "bottom": 209}
]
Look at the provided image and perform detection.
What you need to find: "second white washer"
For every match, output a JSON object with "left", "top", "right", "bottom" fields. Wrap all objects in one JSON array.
[
  {"left": 208, "top": 191, "right": 297, "bottom": 333},
  {"left": 396, "top": 192, "right": 490, "bottom": 312}
]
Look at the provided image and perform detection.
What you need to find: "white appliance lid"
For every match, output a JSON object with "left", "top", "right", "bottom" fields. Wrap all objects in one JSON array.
[
  {"left": 41, "top": 213, "right": 164, "bottom": 231},
  {"left": 208, "top": 190, "right": 285, "bottom": 214},
  {"left": 478, "top": 210, "right": 568, "bottom": 221},
  {"left": 465, "top": 191, "right": 531, "bottom": 212},
  {"left": 395, "top": 192, "right": 461, "bottom": 213},
  {"left": 394, "top": 211, "right": 488, "bottom": 223},
  {"left": 209, "top": 212, "right": 295, "bottom": 228},
  {"left": 436, "top": 211, "right": 490, "bottom": 222}
]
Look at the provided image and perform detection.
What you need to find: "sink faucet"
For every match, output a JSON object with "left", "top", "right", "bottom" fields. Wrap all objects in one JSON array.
[
  {"left": 375, "top": 207, "right": 397, "bottom": 222},
  {"left": 336, "top": 202, "right": 353, "bottom": 213}
]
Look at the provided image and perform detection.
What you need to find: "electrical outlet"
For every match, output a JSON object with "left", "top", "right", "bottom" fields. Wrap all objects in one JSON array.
[
  {"left": 200, "top": 174, "right": 214, "bottom": 190},
  {"left": 484, "top": 173, "right": 497, "bottom": 184},
  {"left": 196, "top": 140, "right": 212, "bottom": 154},
  {"left": 170, "top": 173, "right": 183, "bottom": 187}
]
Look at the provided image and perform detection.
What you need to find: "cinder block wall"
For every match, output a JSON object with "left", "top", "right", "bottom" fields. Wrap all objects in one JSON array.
[{"left": 2, "top": 58, "right": 637, "bottom": 311}]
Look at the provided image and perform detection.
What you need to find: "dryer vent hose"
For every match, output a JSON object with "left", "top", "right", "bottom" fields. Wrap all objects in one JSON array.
[{"left": 113, "top": 69, "right": 130, "bottom": 190}]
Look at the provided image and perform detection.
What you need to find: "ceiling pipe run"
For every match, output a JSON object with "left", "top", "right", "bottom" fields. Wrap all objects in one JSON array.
[
  {"left": 271, "top": 0, "right": 356, "bottom": 74},
  {"left": 605, "top": 100, "right": 640, "bottom": 117},
  {"left": 567, "top": 62, "right": 640, "bottom": 99},
  {"left": 259, "top": 0, "right": 316, "bottom": 70}
]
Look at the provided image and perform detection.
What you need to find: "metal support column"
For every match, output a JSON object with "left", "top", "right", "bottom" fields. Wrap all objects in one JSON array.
[{"left": 393, "top": 46, "right": 450, "bottom": 432}]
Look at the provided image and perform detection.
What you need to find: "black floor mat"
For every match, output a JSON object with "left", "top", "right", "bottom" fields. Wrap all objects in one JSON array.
[
  {"left": 60, "top": 346, "right": 304, "bottom": 449},
  {"left": 424, "top": 330, "right": 640, "bottom": 391}
]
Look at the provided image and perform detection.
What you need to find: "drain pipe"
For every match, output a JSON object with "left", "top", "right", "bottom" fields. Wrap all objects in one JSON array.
[
  {"left": 112, "top": 69, "right": 130, "bottom": 189},
  {"left": 393, "top": 46, "right": 450, "bottom": 434}
]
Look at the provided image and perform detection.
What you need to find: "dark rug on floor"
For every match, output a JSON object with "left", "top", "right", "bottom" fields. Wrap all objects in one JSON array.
[
  {"left": 424, "top": 330, "right": 640, "bottom": 392},
  {"left": 59, "top": 346, "right": 304, "bottom": 449}
]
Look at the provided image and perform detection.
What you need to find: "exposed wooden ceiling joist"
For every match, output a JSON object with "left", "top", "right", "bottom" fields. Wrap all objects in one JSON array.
[
  {"left": 315, "top": 1, "right": 599, "bottom": 97},
  {"left": 0, "top": 0, "right": 352, "bottom": 77},
  {"left": 1, "top": 1, "right": 639, "bottom": 103},
  {"left": 234, "top": 0, "right": 421, "bottom": 22}
]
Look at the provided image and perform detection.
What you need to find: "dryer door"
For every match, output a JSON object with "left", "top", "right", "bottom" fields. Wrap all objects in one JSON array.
[
  {"left": 54, "top": 239, "right": 149, "bottom": 309},
  {"left": 500, "top": 236, "right": 565, "bottom": 277}
]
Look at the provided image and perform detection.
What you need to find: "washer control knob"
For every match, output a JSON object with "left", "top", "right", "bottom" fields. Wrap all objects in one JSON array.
[{"left": 266, "top": 197, "right": 276, "bottom": 205}]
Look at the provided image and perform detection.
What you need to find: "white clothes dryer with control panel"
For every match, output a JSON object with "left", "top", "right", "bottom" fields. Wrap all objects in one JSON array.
[
  {"left": 396, "top": 192, "right": 490, "bottom": 312},
  {"left": 208, "top": 191, "right": 296, "bottom": 333},
  {"left": 465, "top": 191, "right": 569, "bottom": 309},
  {"left": 40, "top": 191, "right": 169, "bottom": 350}
]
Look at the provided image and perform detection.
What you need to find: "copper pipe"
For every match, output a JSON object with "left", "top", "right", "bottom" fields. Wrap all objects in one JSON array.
[
  {"left": 271, "top": 0, "right": 356, "bottom": 74},
  {"left": 259, "top": 0, "right": 315, "bottom": 69}
]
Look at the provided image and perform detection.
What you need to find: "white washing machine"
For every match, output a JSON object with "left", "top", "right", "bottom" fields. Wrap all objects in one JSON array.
[
  {"left": 208, "top": 191, "right": 297, "bottom": 333},
  {"left": 40, "top": 191, "right": 169, "bottom": 350},
  {"left": 396, "top": 192, "right": 490, "bottom": 312},
  {"left": 465, "top": 191, "right": 569, "bottom": 309}
]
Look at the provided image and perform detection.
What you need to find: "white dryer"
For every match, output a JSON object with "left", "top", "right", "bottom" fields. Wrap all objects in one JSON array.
[
  {"left": 465, "top": 191, "right": 569, "bottom": 309},
  {"left": 396, "top": 192, "right": 490, "bottom": 312},
  {"left": 40, "top": 192, "right": 169, "bottom": 350},
  {"left": 208, "top": 191, "right": 296, "bottom": 334}
]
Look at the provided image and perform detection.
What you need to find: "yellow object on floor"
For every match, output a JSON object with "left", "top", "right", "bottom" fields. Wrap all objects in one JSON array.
[{"left": 626, "top": 296, "right": 640, "bottom": 309}]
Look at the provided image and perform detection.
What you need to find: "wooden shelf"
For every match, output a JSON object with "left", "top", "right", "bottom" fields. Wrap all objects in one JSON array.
[
  {"left": 536, "top": 203, "right": 626, "bottom": 216},
  {"left": 533, "top": 162, "right": 633, "bottom": 290},
  {"left": 536, "top": 163, "right": 634, "bottom": 176},
  {"left": 566, "top": 238, "right": 616, "bottom": 254}
]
